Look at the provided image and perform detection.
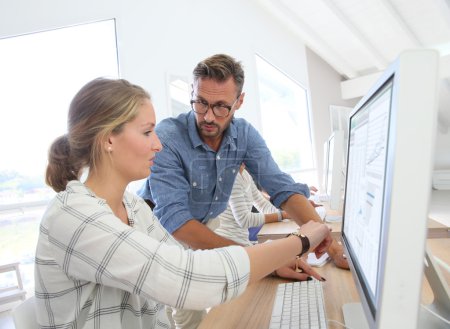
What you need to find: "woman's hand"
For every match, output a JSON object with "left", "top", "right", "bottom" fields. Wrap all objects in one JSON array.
[
  {"left": 298, "top": 221, "right": 332, "bottom": 257},
  {"left": 274, "top": 257, "right": 325, "bottom": 281}
]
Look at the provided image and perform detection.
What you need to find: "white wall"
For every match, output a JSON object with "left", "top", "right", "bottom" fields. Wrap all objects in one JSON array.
[
  {"left": 0, "top": 0, "right": 310, "bottom": 131},
  {"left": 305, "top": 48, "right": 358, "bottom": 188},
  {"left": 1, "top": 0, "right": 380, "bottom": 188}
]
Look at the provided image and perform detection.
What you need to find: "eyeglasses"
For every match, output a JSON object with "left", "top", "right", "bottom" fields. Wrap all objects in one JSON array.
[{"left": 190, "top": 96, "right": 240, "bottom": 118}]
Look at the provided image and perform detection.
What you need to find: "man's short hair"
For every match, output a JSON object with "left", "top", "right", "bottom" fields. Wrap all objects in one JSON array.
[{"left": 193, "top": 54, "right": 245, "bottom": 96}]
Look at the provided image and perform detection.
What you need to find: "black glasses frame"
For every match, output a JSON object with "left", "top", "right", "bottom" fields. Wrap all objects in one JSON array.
[{"left": 190, "top": 96, "right": 240, "bottom": 118}]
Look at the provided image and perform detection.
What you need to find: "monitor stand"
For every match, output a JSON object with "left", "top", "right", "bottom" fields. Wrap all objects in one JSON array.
[
  {"left": 417, "top": 248, "right": 450, "bottom": 329},
  {"left": 342, "top": 303, "right": 369, "bottom": 329}
]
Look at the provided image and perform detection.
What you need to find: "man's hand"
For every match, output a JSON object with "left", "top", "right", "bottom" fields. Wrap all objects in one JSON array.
[
  {"left": 282, "top": 194, "right": 349, "bottom": 270},
  {"left": 327, "top": 239, "right": 349, "bottom": 269}
]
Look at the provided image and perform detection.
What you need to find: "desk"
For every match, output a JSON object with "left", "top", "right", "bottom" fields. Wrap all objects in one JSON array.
[
  {"left": 257, "top": 217, "right": 448, "bottom": 242},
  {"left": 199, "top": 239, "right": 450, "bottom": 329},
  {"left": 257, "top": 199, "right": 450, "bottom": 242}
]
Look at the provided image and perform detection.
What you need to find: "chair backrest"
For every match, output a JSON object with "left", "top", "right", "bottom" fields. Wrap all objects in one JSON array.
[
  {"left": 0, "top": 262, "right": 26, "bottom": 307},
  {"left": 12, "top": 296, "right": 38, "bottom": 329}
]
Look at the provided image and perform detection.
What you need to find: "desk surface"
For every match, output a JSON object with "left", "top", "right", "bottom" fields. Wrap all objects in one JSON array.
[
  {"left": 199, "top": 239, "right": 450, "bottom": 329},
  {"left": 258, "top": 197, "right": 450, "bottom": 242},
  {"left": 258, "top": 217, "right": 449, "bottom": 242}
]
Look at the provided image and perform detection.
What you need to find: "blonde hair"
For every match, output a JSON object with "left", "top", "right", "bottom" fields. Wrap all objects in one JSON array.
[{"left": 46, "top": 78, "right": 150, "bottom": 192}]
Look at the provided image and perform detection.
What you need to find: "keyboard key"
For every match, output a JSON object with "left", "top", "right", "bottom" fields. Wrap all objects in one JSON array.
[{"left": 269, "top": 280, "right": 328, "bottom": 329}]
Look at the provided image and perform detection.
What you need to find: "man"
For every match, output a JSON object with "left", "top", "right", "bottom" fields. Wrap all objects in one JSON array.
[{"left": 139, "top": 53, "right": 347, "bottom": 269}]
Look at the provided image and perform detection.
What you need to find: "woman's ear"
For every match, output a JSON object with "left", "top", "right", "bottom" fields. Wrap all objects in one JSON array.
[{"left": 104, "top": 136, "right": 114, "bottom": 153}]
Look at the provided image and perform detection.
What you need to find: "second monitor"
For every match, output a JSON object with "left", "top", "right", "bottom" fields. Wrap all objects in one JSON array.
[{"left": 324, "top": 129, "right": 346, "bottom": 212}]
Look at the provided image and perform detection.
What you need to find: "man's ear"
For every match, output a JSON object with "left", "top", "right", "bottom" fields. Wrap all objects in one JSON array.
[{"left": 235, "top": 92, "right": 245, "bottom": 111}]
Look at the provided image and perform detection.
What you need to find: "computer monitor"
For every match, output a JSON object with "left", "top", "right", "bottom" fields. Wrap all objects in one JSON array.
[
  {"left": 321, "top": 140, "right": 329, "bottom": 192},
  {"left": 329, "top": 105, "right": 352, "bottom": 164},
  {"left": 325, "top": 130, "right": 345, "bottom": 211},
  {"left": 341, "top": 49, "right": 448, "bottom": 329}
]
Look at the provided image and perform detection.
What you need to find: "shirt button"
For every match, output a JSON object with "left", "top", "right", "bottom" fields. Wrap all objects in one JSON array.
[
  {"left": 218, "top": 177, "right": 222, "bottom": 182},
  {"left": 232, "top": 169, "right": 236, "bottom": 173},
  {"left": 193, "top": 182, "right": 197, "bottom": 187},
  {"left": 215, "top": 196, "right": 218, "bottom": 201},
  {"left": 217, "top": 155, "right": 221, "bottom": 160},
  {"left": 209, "top": 212, "right": 213, "bottom": 215}
]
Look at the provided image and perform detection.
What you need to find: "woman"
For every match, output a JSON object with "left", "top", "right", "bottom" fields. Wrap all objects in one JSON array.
[
  {"left": 214, "top": 163, "right": 289, "bottom": 246},
  {"left": 35, "top": 77, "right": 331, "bottom": 328}
]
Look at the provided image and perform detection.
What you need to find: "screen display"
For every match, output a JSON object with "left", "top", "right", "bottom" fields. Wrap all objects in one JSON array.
[{"left": 343, "top": 78, "right": 393, "bottom": 310}]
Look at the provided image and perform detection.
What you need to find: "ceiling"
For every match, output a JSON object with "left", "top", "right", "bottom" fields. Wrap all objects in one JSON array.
[
  {"left": 256, "top": 0, "right": 450, "bottom": 79},
  {"left": 256, "top": 0, "right": 450, "bottom": 128}
]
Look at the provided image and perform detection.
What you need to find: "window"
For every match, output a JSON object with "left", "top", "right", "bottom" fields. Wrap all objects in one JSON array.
[
  {"left": 168, "top": 74, "right": 191, "bottom": 117},
  {"left": 0, "top": 20, "right": 119, "bottom": 295},
  {"left": 255, "top": 55, "right": 316, "bottom": 184}
]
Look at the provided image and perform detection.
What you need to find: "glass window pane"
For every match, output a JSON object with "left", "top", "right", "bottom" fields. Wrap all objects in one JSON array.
[
  {"left": 0, "top": 19, "right": 119, "bottom": 294},
  {"left": 256, "top": 55, "right": 314, "bottom": 178}
]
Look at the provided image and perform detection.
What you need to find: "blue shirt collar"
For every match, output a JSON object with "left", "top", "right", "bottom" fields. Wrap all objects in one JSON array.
[{"left": 187, "top": 111, "right": 237, "bottom": 151}]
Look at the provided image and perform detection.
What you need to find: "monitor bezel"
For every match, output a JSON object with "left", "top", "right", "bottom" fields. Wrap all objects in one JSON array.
[
  {"left": 342, "top": 76, "right": 394, "bottom": 319},
  {"left": 341, "top": 49, "right": 439, "bottom": 329}
]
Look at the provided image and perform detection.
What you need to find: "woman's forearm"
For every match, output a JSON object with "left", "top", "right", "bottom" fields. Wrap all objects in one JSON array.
[{"left": 244, "top": 236, "right": 301, "bottom": 283}]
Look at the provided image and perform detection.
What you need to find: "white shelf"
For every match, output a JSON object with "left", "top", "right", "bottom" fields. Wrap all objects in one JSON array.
[{"left": 429, "top": 189, "right": 450, "bottom": 227}]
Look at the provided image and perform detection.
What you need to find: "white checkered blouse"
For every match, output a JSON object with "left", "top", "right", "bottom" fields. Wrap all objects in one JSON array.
[{"left": 35, "top": 181, "right": 250, "bottom": 328}]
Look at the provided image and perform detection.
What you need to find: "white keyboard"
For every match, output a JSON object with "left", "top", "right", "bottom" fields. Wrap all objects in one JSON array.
[{"left": 269, "top": 280, "right": 328, "bottom": 329}]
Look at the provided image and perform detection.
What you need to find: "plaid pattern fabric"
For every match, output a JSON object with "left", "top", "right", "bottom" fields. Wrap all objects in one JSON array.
[{"left": 35, "top": 181, "right": 250, "bottom": 328}]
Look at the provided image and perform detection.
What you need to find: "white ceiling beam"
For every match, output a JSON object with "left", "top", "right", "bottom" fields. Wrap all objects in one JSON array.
[
  {"left": 378, "top": 0, "right": 422, "bottom": 47},
  {"left": 437, "top": 0, "right": 450, "bottom": 30},
  {"left": 340, "top": 71, "right": 382, "bottom": 100},
  {"left": 254, "top": 0, "right": 359, "bottom": 78},
  {"left": 321, "top": 0, "right": 388, "bottom": 70}
]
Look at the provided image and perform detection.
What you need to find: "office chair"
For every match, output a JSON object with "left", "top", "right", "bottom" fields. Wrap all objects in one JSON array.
[{"left": 12, "top": 296, "right": 38, "bottom": 329}]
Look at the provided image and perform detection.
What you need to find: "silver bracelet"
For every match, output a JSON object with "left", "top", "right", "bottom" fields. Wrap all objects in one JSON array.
[{"left": 277, "top": 210, "right": 283, "bottom": 222}]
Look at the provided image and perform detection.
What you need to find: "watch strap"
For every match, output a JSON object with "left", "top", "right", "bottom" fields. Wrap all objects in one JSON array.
[{"left": 287, "top": 232, "right": 310, "bottom": 257}]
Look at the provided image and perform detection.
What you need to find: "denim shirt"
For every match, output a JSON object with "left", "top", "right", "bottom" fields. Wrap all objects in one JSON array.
[{"left": 138, "top": 111, "right": 310, "bottom": 234}]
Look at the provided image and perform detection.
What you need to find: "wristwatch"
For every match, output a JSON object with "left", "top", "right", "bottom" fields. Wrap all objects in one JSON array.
[{"left": 286, "top": 231, "right": 310, "bottom": 257}]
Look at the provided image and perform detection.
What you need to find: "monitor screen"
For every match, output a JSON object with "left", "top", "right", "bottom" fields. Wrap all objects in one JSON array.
[
  {"left": 341, "top": 50, "right": 440, "bottom": 329},
  {"left": 343, "top": 78, "right": 392, "bottom": 313}
]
